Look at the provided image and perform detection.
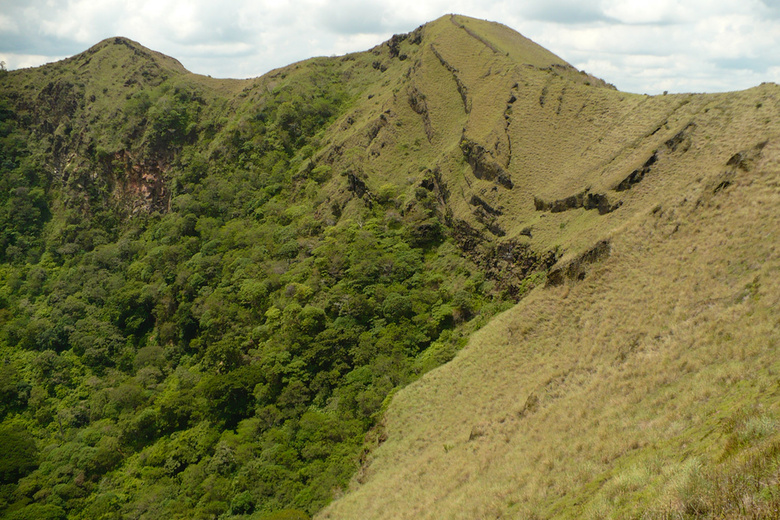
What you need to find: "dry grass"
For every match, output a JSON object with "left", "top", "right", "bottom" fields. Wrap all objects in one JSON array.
[
  {"left": 319, "top": 140, "right": 780, "bottom": 518},
  {"left": 316, "top": 16, "right": 780, "bottom": 520}
]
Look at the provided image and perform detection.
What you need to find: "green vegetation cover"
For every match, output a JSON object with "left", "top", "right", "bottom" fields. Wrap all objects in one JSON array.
[
  {"left": 3, "top": 14, "right": 780, "bottom": 520},
  {"left": 0, "top": 30, "right": 518, "bottom": 520}
]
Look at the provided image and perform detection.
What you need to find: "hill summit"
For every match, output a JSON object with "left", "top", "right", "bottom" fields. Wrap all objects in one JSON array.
[{"left": 0, "top": 14, "right": 779, "bottom": 520}]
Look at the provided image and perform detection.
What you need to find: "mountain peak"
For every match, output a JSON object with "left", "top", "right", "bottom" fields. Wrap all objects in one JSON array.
[
  {"left": 63, "top": 35, "right": 189, "bottom": 75},
  {"left": 423, "top": 14, "right": 568, "bottom": 68},
  {"left": 2, "top": 15, "right": 778, "bottom": 520}
]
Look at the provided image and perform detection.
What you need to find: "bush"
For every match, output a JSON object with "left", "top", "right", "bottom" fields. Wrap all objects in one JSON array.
[
  {"left": 260, "top": 510, "right": 310, "bottom": 520},
  {"left": 0, "top": 421, "right": 38, "bottom": 483},
  {"left": 5, "top": 504, "right": 66, "bottom": 520}
]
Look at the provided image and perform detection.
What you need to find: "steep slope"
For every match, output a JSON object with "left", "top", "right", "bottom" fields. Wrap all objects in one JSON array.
[
  {"left": 314, "top": 15, "right": 779, "bottom": 299},
  {"left": 321, "top": 158, "right": 780, "bottom": 517},
  {"left": 0, "top": 16, "right": 542, "bottom": 520},
  {"left": 308, "top": 14, "right": 619, "bottom": 295},
  {"left": 1, "top": 13, "right": 779, "bottom": 520},
  {"left": 318, "top": 17, "right": 780, "bottom": 520}
]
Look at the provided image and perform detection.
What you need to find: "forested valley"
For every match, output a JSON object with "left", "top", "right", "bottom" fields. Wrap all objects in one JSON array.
[{"left": 0, "top": 34, "right": 517, "bottom": 520}]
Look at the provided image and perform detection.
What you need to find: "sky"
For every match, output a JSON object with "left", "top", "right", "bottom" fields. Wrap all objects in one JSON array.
[{"left": 1, "top": 0, "right": 779, "bottom": 95}]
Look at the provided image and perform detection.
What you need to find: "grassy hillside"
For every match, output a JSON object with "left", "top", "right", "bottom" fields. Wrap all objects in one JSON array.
[
  {"left": 320, "top": 136, "right": 780, "bottom": 518},
  {"left": 1, "top": 13, "right": 779, "bottom": 520},
  {"left": 318, "top": 17, "right": 780, "bottom": 520}
]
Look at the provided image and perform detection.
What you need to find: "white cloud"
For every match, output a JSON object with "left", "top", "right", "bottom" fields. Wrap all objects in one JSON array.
[
  {"left": 0, "top": 52, "right": 69, "bottom": 70},
  {"left": 1, "top": 0, "right": 779, "bottom": 93},
  {"left": 512, "top": 0, "right": 612, "bottom": 24},
  {"left": 602, "top": 0, "right": 692, "bottom": 24},
  {"left": 0, "top": 14, "right": 18, "bottom": 34}
]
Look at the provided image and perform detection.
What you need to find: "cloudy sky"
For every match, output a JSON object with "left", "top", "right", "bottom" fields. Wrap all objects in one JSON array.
[{"left": 1, "top": 0, "right": 779, "bottom": 94}]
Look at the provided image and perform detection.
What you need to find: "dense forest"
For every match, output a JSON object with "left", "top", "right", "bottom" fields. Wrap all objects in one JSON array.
[
  {"left": 12, "top": 13, "right": 775, "bottom": 520},
  {"left": 0, "top": 32, "right": 527, "bottom": 520}
]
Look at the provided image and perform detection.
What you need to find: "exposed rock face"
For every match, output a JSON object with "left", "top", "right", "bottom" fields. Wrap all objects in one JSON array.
[
  {"left": 35, "top": 80, "right": 83, "bottom": 131},
  {"left": 366, "top": 113, "right": 389, "bottom": 144},
  {"left": 346, "top": 171, "right": 368, "bottom": 197},
  {"left": 664, "top": 122, "right": 695, "bottom": 152},
  {"left": 615, "top": 122, "right": 696, "bottom": 192},
  {"left": 407, "top": 85, "right": 433, "bottom": 141},
  {"left": 710, "top": 140, "right": 768, "bottom": 194},
  {"left": 469, "top": 195, "right": 502, "bottom": 216},
  {"left": 546, "top": 239, "right": 610, "bottom": 286},
  {"left": 467, "top": 195, "right": 504, "bottom": 236},
  {"left": 534, "top": 190, "right": 621, "bottom": 215},
  {"left": 449, "top": 14, "right": 502, "bottom": 54},
  {"left": 419, "top": 168, "right": 450, "bottom": 206},
  {"left": 449, "top": 217, "right": 558, "bottom": 298},
  {"left": 726, "top": 140, "right": 766, "bottom": 172},
  {"left": 615, "top": 152, "right": 657, "bottom": 192},
  {"left": 106, "top": 151, "right": 170, "bottom": 214},
  {"left": 460, "top": 137, "right": 514, "bottom": 189},
  {"left": 480, "top": 240, "right": 558, "bottom": 297}
]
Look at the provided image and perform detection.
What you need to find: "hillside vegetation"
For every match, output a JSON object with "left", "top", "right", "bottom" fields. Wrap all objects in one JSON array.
[
  {"left": 1, "top": 14, "right": 779, "bottom": 520},
  {"left": 319, "top": 15, "right": 780, "bottom": 520}
]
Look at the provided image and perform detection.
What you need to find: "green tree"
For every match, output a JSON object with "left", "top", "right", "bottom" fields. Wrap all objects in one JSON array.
[{"left": 0, "top": 421, "right": 38, "bottom": 483}]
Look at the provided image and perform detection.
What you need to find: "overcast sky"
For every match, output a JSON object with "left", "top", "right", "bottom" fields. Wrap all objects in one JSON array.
[{"left": 1, "top": 0, "right": 779, "bottom": 94}]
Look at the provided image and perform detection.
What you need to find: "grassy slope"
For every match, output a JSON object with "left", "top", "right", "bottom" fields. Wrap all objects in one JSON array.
[
  {"left": 318, "top": 16, "right": 780, "bottom": 520},
  {"left": 3, "top": 14, "right": 780, "bottom": 519}
]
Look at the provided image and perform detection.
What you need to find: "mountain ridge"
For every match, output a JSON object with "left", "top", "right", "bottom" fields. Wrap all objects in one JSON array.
[{"left": 0, "top": 14, "right": 779, "bottom": 520}]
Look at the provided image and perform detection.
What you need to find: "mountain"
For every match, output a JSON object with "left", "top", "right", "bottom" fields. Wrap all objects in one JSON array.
[{"left": 0, "top": 14, "right": 778, "bottom": 520}]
